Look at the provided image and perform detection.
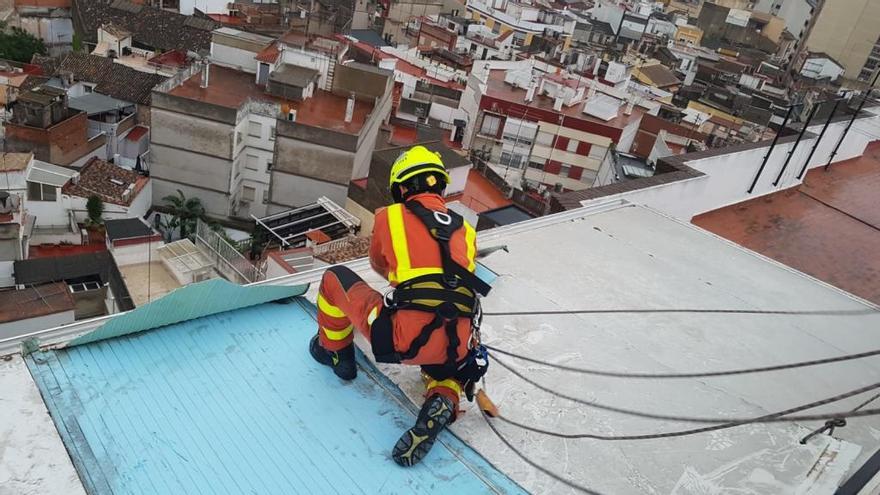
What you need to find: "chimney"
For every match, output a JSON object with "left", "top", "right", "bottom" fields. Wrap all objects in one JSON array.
[
  {"left": 200, "top": 61, "right": 210, "bottom": 89},
  {"left": 624, "top": 98, "right": 635, "bottom": 115},
  {"left": 525, "top": 78, "right": 537, "bottom": 102},
  {"left": 553, "top": 95, "right": 564, "bottom": 112},
  {"left": 537, "top": 76, "right": 546, "bottom": 96},
  {"left": 587, "top": 79, "right": 596, "bottom": 99},
  {"left": 344, "top": 92, "right": 355, "bottom": 123}
]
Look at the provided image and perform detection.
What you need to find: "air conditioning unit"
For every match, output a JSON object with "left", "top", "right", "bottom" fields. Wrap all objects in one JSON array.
[{"left": 287, "top": 109, "right": 297, "bottom": 122}]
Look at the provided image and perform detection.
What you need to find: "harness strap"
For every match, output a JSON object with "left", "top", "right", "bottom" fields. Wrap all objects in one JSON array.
[{"left": 403, "top": 201, "right": 492, "bottom": 297}]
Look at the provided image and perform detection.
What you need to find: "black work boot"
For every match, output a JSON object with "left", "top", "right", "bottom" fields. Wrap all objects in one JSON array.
[
  {"left": 392, "top": 394, "right": 455, "bottom": 467},
  {"left": 309, "top": 334, "right": 357, "bottom": 381}
]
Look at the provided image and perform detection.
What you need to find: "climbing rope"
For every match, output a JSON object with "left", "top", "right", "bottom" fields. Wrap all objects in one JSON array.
[
  {"left": 492, "top": 355, "right": 880, "bottom": 424},
  {"left": 485, "top": 344, "right": 880, "bottom": 379}
]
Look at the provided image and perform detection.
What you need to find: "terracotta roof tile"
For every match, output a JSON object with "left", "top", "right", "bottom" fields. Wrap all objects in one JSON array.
[{"left": 52, "top": 52, "right": 166, "bottom": 105}]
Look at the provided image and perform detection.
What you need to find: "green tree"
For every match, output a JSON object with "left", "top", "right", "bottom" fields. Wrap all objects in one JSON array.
[
  {"left": 0, "top": 23, "right": 47, "bottom": 63},
  {"left": 86, "top": 195, "right": 104, "bottom": 226},
  {"left": 162, "top": 190, "right": 206, "bottom": 239},
  {"left": 72, "top": 32, "right": 82, "bottom": 52}
]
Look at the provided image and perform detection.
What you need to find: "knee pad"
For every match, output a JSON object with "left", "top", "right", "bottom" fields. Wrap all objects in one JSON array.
[{"left": 326, "top": 265, "right": 361, "bottom": 291}]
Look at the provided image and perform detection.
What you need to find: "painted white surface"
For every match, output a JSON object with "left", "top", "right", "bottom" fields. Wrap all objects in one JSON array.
[
  {"left": 329, "top": 203, "right": 880, "bottom": 494},
  {"left": 211, "top": 42, "right": 260, "bottom": 75},
  {"left": 446, "top": 164, "right": 469, "bottom": 195},
  {"left": 0, "top": 311, "right": 75, "bottom": 342},
  {"left": 0, "top": 354, "right": 86, "bottom": 495},
  {"left": 110, "top": 242, "right": 163, "bottom": 267},
  {"left": 801, "top": 57, "right": 845, "bottom": 81},
  {"left": 0, "top": 261, "right": 14, "bottom": 288},
  {"left": 575, "top": 114, "right": 880, "bottom": 220}
]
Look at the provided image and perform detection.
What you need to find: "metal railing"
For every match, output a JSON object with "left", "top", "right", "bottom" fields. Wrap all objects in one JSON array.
[{"left": 194, "top": 219, "right": 265, "bottom": 284}]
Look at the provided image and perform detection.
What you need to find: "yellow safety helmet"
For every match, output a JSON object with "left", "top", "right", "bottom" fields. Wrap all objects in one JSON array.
[{"left": 388, "top": 145, "right": 451, "bottom": 190}]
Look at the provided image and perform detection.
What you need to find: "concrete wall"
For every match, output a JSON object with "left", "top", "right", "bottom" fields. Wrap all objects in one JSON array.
[
  {"left": 574, "top": 114, "right": 880, "bottom": 221},
  {"left": 110, "top": 242, "right": 162, "bottom": 267},
  {"left": 151, "top": 108, "right": 234, "bottom": 159},
  {"left": 344, "top": 197, "right": 376, "bottom": 236},
  {"left": 273, "top": 137, "right": 354, "bottom": 186},
  {"left": 447, "top": 164, "right": 468, "bottom": 195},
  {"left": 268, "top": 172, "right": 348, "bottom": 211},
  {"left": 0, "top": 310, "right": 75, "bottom": 341},
  {"left": 0, "top": 260, "right": 14, "bottom": 287},
  {"left": 152, "top": 178, "right": 231, "bottom": 219},
  {"left": 211, "top": 43, "right": 261, "bottom": 75},
  {"left": 806, "top": 0, "right": 880, "bottom": 78},
  {"left": 26, "top": 192, "right": 68, "bottom": 227},
  {"left": 332, "top": 64, "right": 390, "bottom": 101}
]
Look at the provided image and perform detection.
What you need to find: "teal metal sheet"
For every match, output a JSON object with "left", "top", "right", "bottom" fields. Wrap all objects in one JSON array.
[
  {"left": 28, "top": 300, "right": 526, "bottom": 495},
  {"left": 67, "top": 278, "right": 308, "bottom": 347}
]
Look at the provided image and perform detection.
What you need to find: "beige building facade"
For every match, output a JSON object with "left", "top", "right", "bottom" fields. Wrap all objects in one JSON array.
[{"left": 806, "top": 0, "right": 880, "bottom": 82}]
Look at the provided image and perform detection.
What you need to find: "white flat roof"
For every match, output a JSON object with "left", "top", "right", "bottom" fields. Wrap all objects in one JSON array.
[
  {"left": 0, "top": 354, "right": 86, "bottom": 495},
  {"left": 332, "top": 202, "right": 880, "bottom": 493}
]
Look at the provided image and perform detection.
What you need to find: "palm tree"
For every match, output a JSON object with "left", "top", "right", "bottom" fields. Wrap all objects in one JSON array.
[{"left": 162, "top": 190, "right": 206, "bottom": 239}]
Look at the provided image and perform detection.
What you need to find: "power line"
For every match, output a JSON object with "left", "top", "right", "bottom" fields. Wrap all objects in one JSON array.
[
  {"left": 480, "top": 409, "right": 603, "bottom": 495},
  {"left": 485, "top": 344, "right": 880, "bottom": 379},
  {"left": 482, "top": 307, "right": 877, "bottom": 317},
  {"left": 493, "top": 355, "right": 880, "bottom": 425}
]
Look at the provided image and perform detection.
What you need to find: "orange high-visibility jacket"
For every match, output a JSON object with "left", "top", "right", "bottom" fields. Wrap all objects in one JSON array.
[{"left": 369, "top": 193, "right": 478, "bottom": 365}]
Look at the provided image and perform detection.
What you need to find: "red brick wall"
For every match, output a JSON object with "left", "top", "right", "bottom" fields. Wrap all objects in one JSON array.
[{"left": 418, "top": 24, "right": 456, "bottom": 50}]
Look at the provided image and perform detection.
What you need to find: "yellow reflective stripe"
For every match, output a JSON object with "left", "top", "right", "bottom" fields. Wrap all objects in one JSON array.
[
  {"left": 387, "top": 204, "right": 409, "bottom": 283},
  {"left": 317, "top": 293, "right": 345, "bottom": 318},
  {"left": 322, "top": 325, "right": 353, "bottom": 341},
  {"left": 367, "top": 306, "right": 379, "bottom": 326},
  {"left": 426, "top": 378, "right": 462, "bottom": 396},
  {"left": 464, "top": 223, "right": 476, "bottom": 272}
]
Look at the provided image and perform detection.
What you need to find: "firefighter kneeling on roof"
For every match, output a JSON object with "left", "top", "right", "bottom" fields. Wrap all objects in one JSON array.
[{"left": 309, "top": 145, "right": 492, "bottom": 467}]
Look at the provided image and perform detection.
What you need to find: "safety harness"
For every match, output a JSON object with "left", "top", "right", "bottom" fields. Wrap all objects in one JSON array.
[{"left": 371, "top": 201, "right": 491, "bottom": 371}]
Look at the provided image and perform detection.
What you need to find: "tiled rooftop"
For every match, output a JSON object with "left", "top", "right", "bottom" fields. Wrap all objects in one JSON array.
[
  {"left": 168, "top": 65, "right": 373, "bottom": 134},
  {"left": 62, "top": 157, "right": 148, "bottom": 206},
  {"left": 0, "top": 282, "right": 74, "bottom": 325},
  {"left": 693, "top": 141, "right": 880, "bottom": 305},
  {"left": 0, "top": 152, "right": 32, "bottom": 172},
  {"left": 485, "top": 70, "right": 646, "bottom": 128}
]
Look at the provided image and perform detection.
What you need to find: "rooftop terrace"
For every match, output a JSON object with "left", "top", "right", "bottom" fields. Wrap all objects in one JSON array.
[
  {"left": 694, "top": 140, "right": 880, "bottom": 305},
  {"left": 167, "top": 65, "right": 373, "bottom": 135},
  {"left": 485, "top": 70, "right": 646, "bottom": 129}
]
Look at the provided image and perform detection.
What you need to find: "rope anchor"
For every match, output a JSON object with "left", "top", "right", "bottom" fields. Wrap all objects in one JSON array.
[{"left": 800, "top": 418, "right": 847, "bottom": 445}]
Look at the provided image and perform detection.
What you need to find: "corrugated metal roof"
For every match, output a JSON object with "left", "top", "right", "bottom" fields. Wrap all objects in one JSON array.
[
  {"left": 28, "top": 161, "right": 77, "bottom": 186},
  {"left": 68, "top": 92, "right": 133, "bottom": 115},
  {"left": 28, "top": 299, "right": 525, "bottom": 494},
  {"left": 68, "top": 278, "right": 308, "bottom": 347}
]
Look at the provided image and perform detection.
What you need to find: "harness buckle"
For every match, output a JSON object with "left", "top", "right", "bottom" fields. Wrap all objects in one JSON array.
[
  {"left": 437, "top": 301, "right": 459, "bottom": 321},
  {"left": 433, "top": 211, "right": 453, "bottom": 226}
]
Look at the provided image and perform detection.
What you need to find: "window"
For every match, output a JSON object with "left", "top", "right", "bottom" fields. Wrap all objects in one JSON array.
[
  {"left": 84, "top": 85, "right": 93, "bottom": 93},
  {"left": 536, "top": 132, "right": 554, "bottom": 147},
  {"left": 512, "top": 32, "right": 526, "bottom": 47},
  {"left": 491, "top": 23, "right": 500, "bottom": 34},
  {"left": 236, "top": 131, "right": 243, "bottom": 146},
  {"left": 27, "top": 181, "right": 56, "bottom": 201},
  {"left": 528, "top": 161, "right": 544, "bottom": 170},
  {"left": 242, "top": 186, "right": 256, "bottom": 202},
  {"left": 560, "top": 164, "right": 571, "bottom": 177},
  {"left": 500, "top": 152, "right": 524, "bottom": 169},
  {"left": 566, "top": 139, "right": 578, "bottom": 153},
  {"left": 269, "top": 125, "right": 276, "bottom": 141},
  {"left": 267, "top": 160, "right": 273, "bottom": 171},
  {"left": 263, "top": 189, "right": 269, "bottom": 203},
  {"left": 588, "top": 145, "right": 606, "bottom": 161},
  {"left": 480, "top": 114, "right": 502, "bottom": 137},
  {"left": 246, "top": 154, "right": 259, "bottom": 171},
  {"left": 248, "top": 121, "right": 262, "bottom": 138}
]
